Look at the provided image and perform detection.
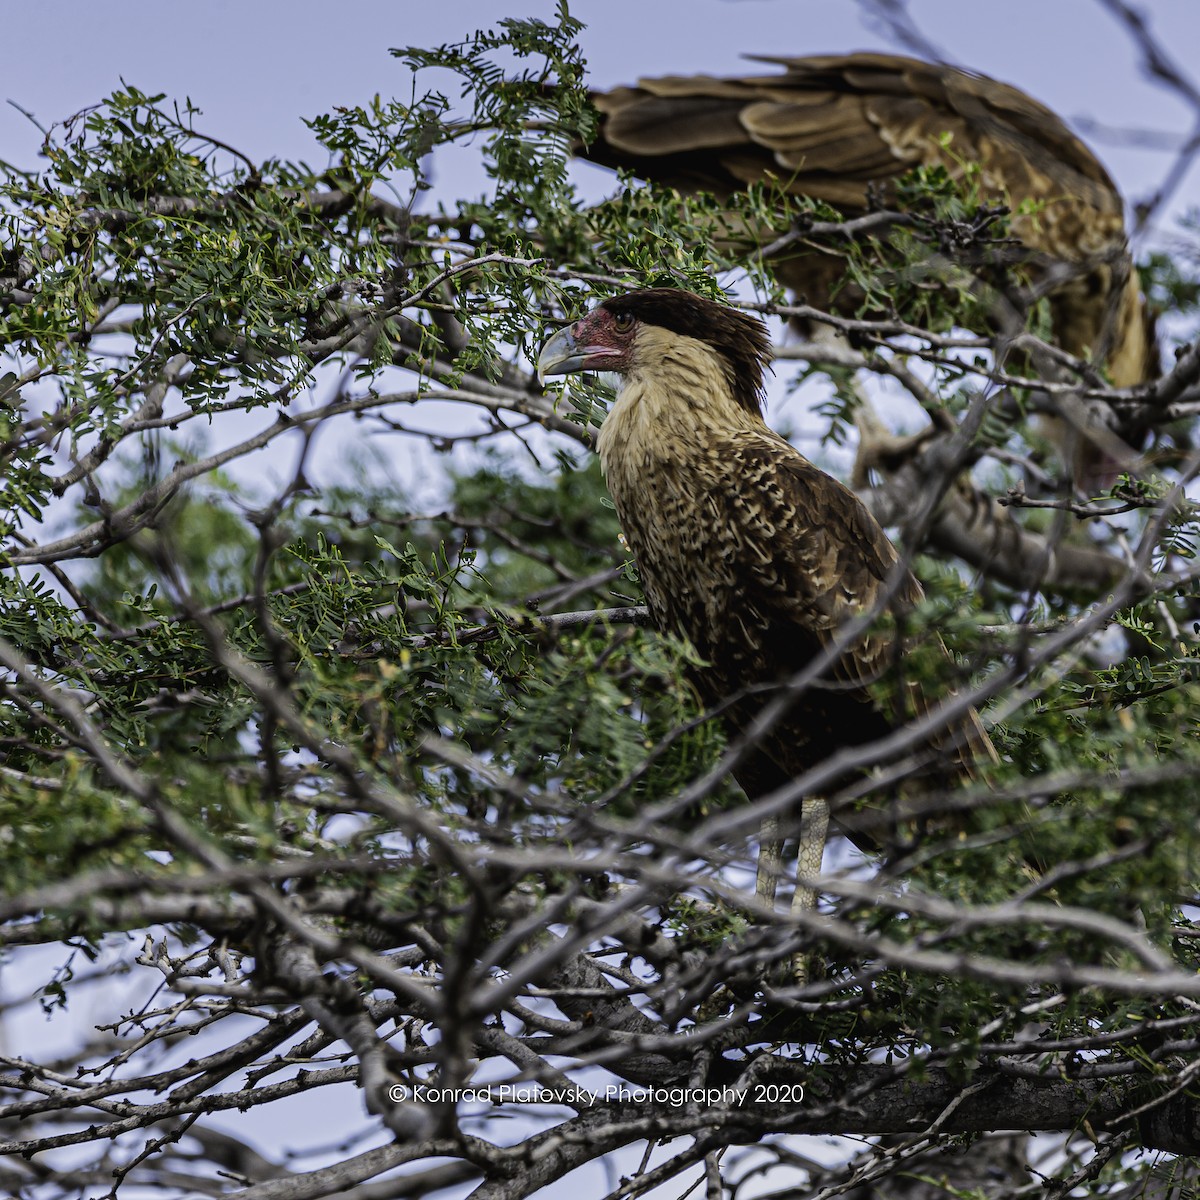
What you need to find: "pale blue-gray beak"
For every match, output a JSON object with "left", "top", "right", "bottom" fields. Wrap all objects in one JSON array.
[{"left": 535, "top": 325, "right": 586, "bottom": 384}]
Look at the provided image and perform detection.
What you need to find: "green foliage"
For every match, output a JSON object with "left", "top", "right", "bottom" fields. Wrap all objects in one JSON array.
[
  {"left": 1142, "top": 238, "right": 1200, "bottom": 323},
  {"left": 0, "top": 0, "right": 1194, "bottom": 1003},
  {"left": 0, "top": 9, "right": 1198, "bottom": 1193}
]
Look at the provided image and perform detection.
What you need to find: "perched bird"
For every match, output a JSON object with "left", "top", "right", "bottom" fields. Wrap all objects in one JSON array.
[
  {"left": 579, "top": 53, "right": 1159, "bottom": 485},
  {"left": 537, "top": 288, "right": 995, "bottom": 974}
]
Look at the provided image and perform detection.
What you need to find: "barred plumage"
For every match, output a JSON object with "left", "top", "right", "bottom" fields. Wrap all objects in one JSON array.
[{"left": 537, "top": 290, "right": 995, "bottom": 949}]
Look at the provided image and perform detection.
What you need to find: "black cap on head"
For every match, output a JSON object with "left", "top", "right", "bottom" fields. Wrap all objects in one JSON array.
[{"left": 600, "top": 288, "right": 772, "bottom": 415}]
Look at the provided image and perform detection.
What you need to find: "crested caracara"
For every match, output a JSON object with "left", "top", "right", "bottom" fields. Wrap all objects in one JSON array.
[
  {"left": 537, "top": 288, "right": 995, "bottom": 971},
  {"left": 581, "top": 53, "right": 1156, "bottom": 389}
]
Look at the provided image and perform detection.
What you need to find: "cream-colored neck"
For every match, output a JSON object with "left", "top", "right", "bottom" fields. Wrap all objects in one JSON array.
[{"left": 596, "top": 327, "right": 762, "bottom": 485}]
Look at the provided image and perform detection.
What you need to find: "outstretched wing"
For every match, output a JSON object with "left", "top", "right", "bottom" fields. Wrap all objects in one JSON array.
[
  {"left": 584, "top": 53, "right": 1153, "bottom": 387},
  {"left": 590, "top": 53, "right": 1122, "bottom": 221}
]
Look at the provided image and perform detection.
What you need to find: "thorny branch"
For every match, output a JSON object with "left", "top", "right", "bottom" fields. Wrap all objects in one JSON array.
[{"left": 3, "top": 9, "right": 1200, "bottom": 1199}]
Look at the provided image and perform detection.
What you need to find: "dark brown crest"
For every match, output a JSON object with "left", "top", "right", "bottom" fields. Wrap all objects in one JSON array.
[{"left": 601, "top": 288, "right": 772, "bottom": 416}]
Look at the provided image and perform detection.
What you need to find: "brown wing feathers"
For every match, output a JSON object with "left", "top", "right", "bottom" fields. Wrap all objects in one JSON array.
[
  {"left": 590, "top": 54, "right": 1123, "bottom": 227},
  {"left": 584, "top": 53, "right": 1155, "bottom": 388},
  {"left": 707, "top": 432, "right": 995, "bottom": 793}
]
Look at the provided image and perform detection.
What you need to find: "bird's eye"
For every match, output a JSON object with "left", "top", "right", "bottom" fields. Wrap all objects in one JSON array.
[{"left": 613, "top": 311, "right": 634, "bottom": 333}]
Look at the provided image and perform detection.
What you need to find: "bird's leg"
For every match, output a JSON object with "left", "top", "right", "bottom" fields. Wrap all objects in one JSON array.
[
  {"left": 790, "top": 796, "right": 830, "bottom": 986},
  {"left": 756, "top": 815, "right": 783, "bottom": 904}
]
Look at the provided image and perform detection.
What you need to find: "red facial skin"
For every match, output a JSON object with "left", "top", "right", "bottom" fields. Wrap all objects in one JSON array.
[{"left": 536, "top": 305, "right": 637, "bottom": 381}]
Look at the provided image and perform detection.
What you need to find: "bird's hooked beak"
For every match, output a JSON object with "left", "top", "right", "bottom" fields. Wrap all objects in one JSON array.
[
  {"left": 536, "top": 325, "right": 586, "bottom": 384},
  {"left": 535, "top": 321, "right": 623, "bottom": 384}
]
